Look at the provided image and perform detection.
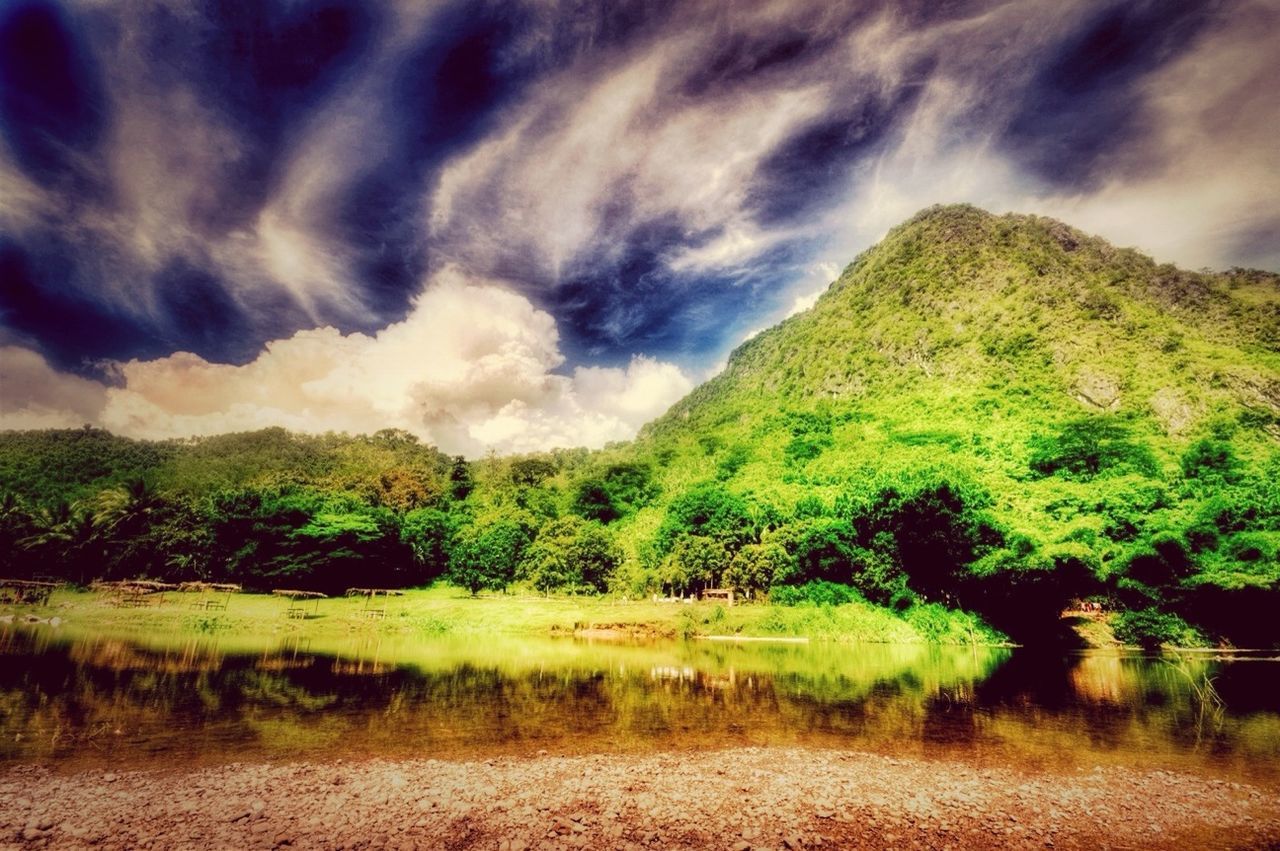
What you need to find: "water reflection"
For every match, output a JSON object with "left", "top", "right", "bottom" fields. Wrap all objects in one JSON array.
[{"left": 1, "top": 626, "right": 1277, "bottom": 783}]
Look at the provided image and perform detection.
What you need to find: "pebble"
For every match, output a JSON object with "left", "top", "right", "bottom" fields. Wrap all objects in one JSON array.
[{"left": 0, "top": 748, "right": 1274, "bottom": 850}]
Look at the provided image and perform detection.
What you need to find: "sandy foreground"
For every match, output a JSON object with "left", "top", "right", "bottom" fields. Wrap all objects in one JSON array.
[{"left": 1, "top": 748, "right": 1277, "bottom": 851}]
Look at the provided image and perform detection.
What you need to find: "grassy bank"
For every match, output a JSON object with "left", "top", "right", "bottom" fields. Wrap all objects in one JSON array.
[{"left": 3, "top": 584, "right": 1007, "bottom": 646}]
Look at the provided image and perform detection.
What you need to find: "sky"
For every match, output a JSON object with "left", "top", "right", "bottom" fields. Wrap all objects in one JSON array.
[{"left": 1, "top": 0, "right": 1278, "bottom": 456}]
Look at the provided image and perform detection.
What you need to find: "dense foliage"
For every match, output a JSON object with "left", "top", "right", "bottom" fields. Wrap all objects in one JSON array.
[{"left": 2, "top": 207, "right": 1277, "bottom": 646}]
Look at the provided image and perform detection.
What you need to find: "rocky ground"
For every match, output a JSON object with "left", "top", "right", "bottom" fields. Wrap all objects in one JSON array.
[{"left": 1, "top": 747, "right": 1277, "bottom": 850}]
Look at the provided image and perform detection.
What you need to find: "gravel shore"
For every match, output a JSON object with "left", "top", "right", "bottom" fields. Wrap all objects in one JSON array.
[{"left": 2, "top": 747, "right": 1277, "bottom": 850}]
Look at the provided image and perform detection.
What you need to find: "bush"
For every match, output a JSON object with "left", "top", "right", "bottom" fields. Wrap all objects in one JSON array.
[
  {"left": 1181, "top": 438, "right": 1237, "bottom": 481},
  {"left": 770, "top": 580, "right": 863, "bottom": 607},
  {"left": 1028, "top": 416, "right": 1158, "bottom": 480},
  {"left": 1113, "top": 608, "right": 1204, "bottom": 650}
]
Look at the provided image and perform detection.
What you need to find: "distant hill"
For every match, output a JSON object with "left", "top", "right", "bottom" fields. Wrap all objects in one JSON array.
[{"left": 2, "top": 206, "right": 1277, "bottom": 646}]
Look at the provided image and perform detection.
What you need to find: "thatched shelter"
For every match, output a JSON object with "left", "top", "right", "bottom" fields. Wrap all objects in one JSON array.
[
  {"left": 344, "top": 588, "right": 404, "bottom": 619},
  {"left": 178, "top": 582, "right": 242, "bottom": 611},
  {"left": 0, "top": 578, "right": 61, "bottom": 606},
  {"left": 91, "top": 580, "right": 177, "bottom": 607},
  {"left": 272, "top": 589, "right": 327, "bottom": 618}
]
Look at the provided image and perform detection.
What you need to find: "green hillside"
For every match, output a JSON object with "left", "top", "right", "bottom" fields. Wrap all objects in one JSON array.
[
  {"left": 2, "top": 206, "right": 1278, "bottom": 646},
  {"left": 586, "top": 205, "right": 1280, "bottom": 645}
]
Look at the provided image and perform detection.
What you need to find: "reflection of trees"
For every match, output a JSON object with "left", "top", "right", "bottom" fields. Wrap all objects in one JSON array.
[{"left": 0, "top": 629, "right": 1276, "bottom": 781}]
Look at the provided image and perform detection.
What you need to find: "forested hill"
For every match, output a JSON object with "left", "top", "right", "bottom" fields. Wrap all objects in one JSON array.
[
  {"left": 2, "top": 206, "right": 1278, "bottom": 647},
  {"left": 621, "top": 205, "right": 1280, "bottom": 645}
]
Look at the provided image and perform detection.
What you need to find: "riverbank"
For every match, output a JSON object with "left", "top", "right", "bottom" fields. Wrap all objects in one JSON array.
[
  {"left": 5, "top": 585, "right": 1007, "bottom": 647},
  {"left": 2, "top": 747, "right": 1276, "bottom": 850}
]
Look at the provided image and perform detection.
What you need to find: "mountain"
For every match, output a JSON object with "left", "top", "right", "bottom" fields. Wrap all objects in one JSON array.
[
  {"left": 609, "top": 205, "right": 1280, "bottom": 643},
  {"left": 2, "top": 205, "right": 1277, "bottom": 646}
]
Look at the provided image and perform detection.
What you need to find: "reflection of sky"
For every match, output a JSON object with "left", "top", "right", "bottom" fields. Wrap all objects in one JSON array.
[{"left": 2, "top": 1, "right": 1277, "bottom": 451}]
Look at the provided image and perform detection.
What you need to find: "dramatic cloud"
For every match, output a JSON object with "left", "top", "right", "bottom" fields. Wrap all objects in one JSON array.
[
  {"left": 0, "top": 345, "right": 106, "bottom": 429},
  {"left": 2, "top": 271, "right": 692, "bottom": 455},
  {"left": 1, "top": 0, "right": 1277, "bottom": 450}
]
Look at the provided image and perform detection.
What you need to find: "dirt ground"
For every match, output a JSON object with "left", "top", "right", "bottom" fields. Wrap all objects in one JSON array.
[{"left": 2, "top": 747, "right": 1277, "bottom": 850}]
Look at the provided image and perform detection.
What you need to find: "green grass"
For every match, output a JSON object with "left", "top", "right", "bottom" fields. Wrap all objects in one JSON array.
[{"left": 12, "top": 584, "right": 1006, "bottom": 646}]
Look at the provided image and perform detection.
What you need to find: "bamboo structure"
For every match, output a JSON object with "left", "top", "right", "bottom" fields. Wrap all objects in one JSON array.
[
  {"left": 272, "top": 589, "right": 326, "bottom": 619},
  {"left": 178, "top": 582, "right": 242, "bottom": 611},
  {"left": 344, "top": 588, "right": 404, "bottom": 620},
  {"left": 91, "top": 580, "right": 177, "bottom": 607},
  {"left": 0, "top": 578, "right": 62, "bottom": 606}
]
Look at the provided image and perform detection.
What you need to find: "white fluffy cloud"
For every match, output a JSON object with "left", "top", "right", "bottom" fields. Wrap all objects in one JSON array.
[{"left": 0, "top": 271, "right": 693, "bottom": 456}]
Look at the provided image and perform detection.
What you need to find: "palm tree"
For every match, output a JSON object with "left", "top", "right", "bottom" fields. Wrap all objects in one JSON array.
[
  {"left": 18, "top": 501, "right": 104, "bottom": 584},
  {"left": 94, "top": 478, "right": 157, "bottom": 529},
  {"left": 0, "top": 493, "right": 37, "bottom": 575}
]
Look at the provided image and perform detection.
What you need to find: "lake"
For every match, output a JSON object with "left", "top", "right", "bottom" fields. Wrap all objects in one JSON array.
[{"left": 2, "top": 625, "right": 1277, "bottom": 783}]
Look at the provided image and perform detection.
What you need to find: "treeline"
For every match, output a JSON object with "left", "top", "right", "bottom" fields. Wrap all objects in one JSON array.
[{"left": 2, "top": 419, "right": 1279, "bottom": 648}]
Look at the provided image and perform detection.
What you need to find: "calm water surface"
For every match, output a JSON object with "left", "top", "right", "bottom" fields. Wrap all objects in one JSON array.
[{"left": 1, "top": 625, "right": 1277, "bottom": 782}]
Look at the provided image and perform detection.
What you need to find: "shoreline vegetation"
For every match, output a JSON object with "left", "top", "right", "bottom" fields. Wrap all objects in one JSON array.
[
  {"left": 3, "top": 584, "right": 1014, "bottom": 647},
  {"left": 1, "top": 582, "right": 1214, "bottom": 650}
]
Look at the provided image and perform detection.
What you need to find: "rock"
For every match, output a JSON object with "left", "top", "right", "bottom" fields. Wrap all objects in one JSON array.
[
  {"left": 783, "top": 834, "right": 804, "bottom": 849},
  {"left": 733, "top": 842, "right": 752, "bottom": 851},
  {"left": 103, "top": 773, "right": 117, "bottom": 783}
]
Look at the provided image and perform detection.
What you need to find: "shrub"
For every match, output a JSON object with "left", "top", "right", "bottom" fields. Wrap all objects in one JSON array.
[
  {"left": 1181, "top": 438, "right": 1237, "bottom": 481},
  {"left": 770, "top": 580, "right": 863, "bottom": 607},
  {"left": 1113, "top": 608, "right": 1204, "bottom": 650},
  {"left": 1028, "top": 417, "right": 1158, "bottom": 480}
]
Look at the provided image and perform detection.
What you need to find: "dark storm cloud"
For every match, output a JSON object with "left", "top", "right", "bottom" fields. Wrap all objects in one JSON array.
[
  {"left": 1001, "top": 0, "right": 1225, "bottom": 189},
  {"left": 1, "top": 0, "right": 1277, "bottom": 447},
  {"left": 0, "top": 2, "right": 106, "bottom": 184}
]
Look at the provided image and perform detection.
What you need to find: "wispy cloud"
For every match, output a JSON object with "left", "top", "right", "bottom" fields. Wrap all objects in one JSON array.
[{"left": 1, "top": 0, "right": 1276, "bottom": 450}]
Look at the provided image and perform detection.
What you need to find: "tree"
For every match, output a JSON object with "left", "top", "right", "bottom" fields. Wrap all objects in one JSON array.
[
  {"left": 571, "top": 522, "right": 620, "bottom": 593},
  {"left": 655, "top": 484, "right": 755, "bottom": 557},
  {"left": 207, "top": 487, "right": 413, "bottom": 593},
  {"left": 520, "top": 517, "right": 621, "bottom": 595},
  {"left": 1028, "top": 416, "right": 1157, "bottom": 480},
  {"left": 661, "top": 535, "right": 726, "bottom": 596},
  {"left": 400, "top": 507, "right": 454, "bottom": 584},
  {"left": 572, "top": 462, "right": 658, "bottom": 523},
  {"left": 19, "top": 501, "right": 105, "bottom": 584},
  {"left": 846, "top": 480, "right": 1003, "bottom": 603},
  {"left": 725, "top": 542, "right": 792, "bottom": 594},
  {"left": 0, "top": 493, "right": 36, "bottom": 575},
  {"left": 520, "top": 521, "right": 579, "bottom": 595},
  {"left": 790, "top": 517, "right": 858, "bottom": 585},
  {"left": 448, "top": 513, "right": 533, "bottom": 595},
  {"left": 572, "top": 476, "right": 619, "bottom": 523},
  {"left": 448, "top": 456, "right": 474, "bottom": 501},
  {"left": 510, "top": 456, "right": 558, "bottom": 488},
  {"left": 371, "top": 468, "right": 440, "bottom": 512}
]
